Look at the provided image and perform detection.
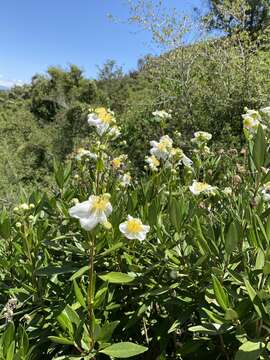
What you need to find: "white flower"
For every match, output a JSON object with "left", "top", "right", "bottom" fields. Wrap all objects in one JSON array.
[
  {"left": 242, "top": 116, "right": 260, "bottom": 133},
  {"left": 243, "top": 108, "right": 261, "bottom": 120},
  {"left": 260, "top": 182, "right": 270, "bottom": 202},
  {"left": 242, "top": 108, "right": 264, "bottom": 136},
  {"left": 145, "top": 155, "right": 160, "bottom": 171},
  {"left": 69, "top": 194, "right": 112, "bottom": 231},
  {"left": 189, "top": 180, "right": 216, "bottom": 196},
  {"left": 111, "top": 154, "right": 128, "bottom": 170},
  {"left": 75, "top": 148, "right": 97, "bottom": 161},
  {"left": 191, "top": 131, "right": 212, "bottom": 145},
  {"left": 223, "top": 187, "right": 232, "bottom": 196},
  {"left": 170, "top": 148, "right": 193, "bottom": 167},
  {"left": 150, "top": 135, "right": 173, "bottom": 160},
  {"left": 119, "top": 173, "right": 132, "bottom": 187},
  {"left": 108, "top": 126, "right": 121, "bottom": 139},
  {"left": 119, "top": 215, "right": 150, "bottom": 241},
  {"left": 88, "top": 107, "right": 116, "bottom": 136},
  {"left": 152, "top": 110, "right": 172, "bottom": 119},
  {"left": 180, "top": 154, "right": 193, "bottom": 167}
]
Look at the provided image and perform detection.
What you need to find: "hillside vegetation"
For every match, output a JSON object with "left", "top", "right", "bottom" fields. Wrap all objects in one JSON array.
[
  {"left": 1, "top": 1, "right": 270, "bottom": 358},
  {"left": 1, "top": 22, "right": 270, "bottom": 202}
]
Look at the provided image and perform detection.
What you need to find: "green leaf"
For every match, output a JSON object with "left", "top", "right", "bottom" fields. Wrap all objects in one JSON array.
[
  {"left": 263, "top": 261, "right": 270, "bottom": 275},
  {"left": 253, "top": 125, "right": 266, "bottom": 170},
  {"left": 37, "top": 264, "right": 79, "bottom": 276},
  {"left": 225, "top": 308, "right": 238, "bottom": 321},
  {"left": 168, "top": 320, "right": 181, "bottom": 334},
  {"left": 73, "top": 280, "right": 86, "bottom": 309},
  {"left": 225, "top": 221, "right": 239, "bottom": 255},
  {"left": 99, "top": 272, "right": 135, "bottom": 284},
  {"left": 97, "top": 321, "right": 120, "bottom": 342},
  {"left": 255, "top": 249, "right": 265, "bottom": 270},
  {"left": 2, "top": 322, "right": 15, "bottom": 356},
  {"left": 100, "top": 342, "right": 148, "bottom": 358},
  {"left": 6, "top": 341, "right": 15, "bottom": 360},
  {"left": 18, "top": 325, "right": 29, "bottom": 355},
  {"left": 169, "top": 197, "right": 182, "bottom": 231},
  {"left": 244, "top": 279, "right": 262, "bottom": 317},
  {"left": 189, "top": 323, "right": 233, "bottom": 335},
  {"left": 194, "top": 216, "right": 211, "bottom": 255},
  {"left": 235, "top": 341, "right": 265, "bottom": 360},
  {"left": 0, "top": 217, "right": 11, "bottom": 239},
  {"left": 212, "top": 275, "right": 230, "bottom": 311},
  {"left": 57, "top": 311, "right": 74, "bottom": 336},
  {"left": 96, "top": 158, "right": 104, "bottom": 172},
  {"left": 69, "top": 266, "right": 89, "bottom": 281},
  {"left": 48, "top": 336, "right": 74, "bottom": 345},
  {"left": 98, "top": 242, "right": 123, "bottom": 257}
]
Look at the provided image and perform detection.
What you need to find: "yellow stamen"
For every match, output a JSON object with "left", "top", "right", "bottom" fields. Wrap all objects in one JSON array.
[
  {"left": 126, "top": 219, "right": 143, "bottom": 233},
  {"left": 91, "top": 196, "right": 109, "bottom": 212},
  {"left": 95, "top": 107, "right": 115, "bottom": 124}
]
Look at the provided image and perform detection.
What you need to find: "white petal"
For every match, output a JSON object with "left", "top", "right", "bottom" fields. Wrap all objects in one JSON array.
[
  {"left": 150, "top": 141, "right": 158, "bottom": 147},
  {"left": 105, "top": 203, "right": 113, "bottom": 216},
  {"left": 87, "top": 115, "right": 99, "bottom": 126},
  {"left": 182, "top": 155, "right": 193, "bottom": 167},
  {"left": 69, "top": 201, "right": 90, "bottom": 219},
  {"left": 96, "top": 123, "right": 109, "bottom": 136},
  {"left": 142, "top": 225, "right": 150, "bottom": 233},
  {"left": 119, "top": 222, "right": 128, "bottom": 233},
  {"left": 136, "top": 232, "right": 147, "bottom": 241},
  {"left": 80, "top": 216, "right": 98, "bottom": 231},
  {"left": 124, "top": 232, "right": 138, "bottom": 240}
]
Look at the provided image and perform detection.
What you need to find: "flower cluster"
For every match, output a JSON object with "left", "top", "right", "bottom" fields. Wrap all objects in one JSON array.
[
  {"left": 189, "top": 180, "right": 217, "bottom": 196},
  {"left": 111, "top": 154, "right": 128, "bottom": 170},
  {"left": 146, "top": 135, "right": 192, "bottom": 171},
  {"left": 3, "top": 298, "right": 17, "bottom": 323},
  {"left": 88, "top": 107, "right": 120, "bottom": 137},
  {"left": 145, "top": 155, "right": 160, "bottom": 171},
  {"left": 152, "top": 110, "right": 172, "bottom": 120},
  {"left": 119, "top": 172, "right": 132, "bottom": 187},
  {"left": 14, "top": 203, "right": 35, "bottom": 213},
  {"left": 74, "top": 148, "right": 97, "bottom": 161},
  {"left": 69, "top": 195, "right": 149, "bottom": 240},
  {"left": 191, "top": 131, "right": 212, "bottom": 145}
]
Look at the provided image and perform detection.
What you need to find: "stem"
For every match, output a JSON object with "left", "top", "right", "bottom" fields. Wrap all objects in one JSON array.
[
  {"left": 219, "top": 334, "right": 229, "bottom": 360},
  {"left": 87, "top": 232, "right": 95, "bottom": 351}
]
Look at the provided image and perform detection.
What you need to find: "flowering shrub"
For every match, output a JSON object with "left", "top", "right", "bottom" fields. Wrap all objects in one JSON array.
[{"left": 0, "top": 106, "right": 270, "bottom": 359}]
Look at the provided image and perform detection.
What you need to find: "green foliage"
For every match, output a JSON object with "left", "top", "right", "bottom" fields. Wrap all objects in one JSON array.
[
  {"left": 205, "top": 0, "right": 270, "bottom": 35},
  {"left": 0, "top": 108, "right": 270, "bottom": 358}
]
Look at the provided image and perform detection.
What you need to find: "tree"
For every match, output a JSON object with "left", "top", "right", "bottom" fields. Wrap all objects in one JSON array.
[
  {"left": 205, "top": 0, "right": 270, "bottom": 35},
  {"left": 97, "top": 60, "right": 124, "bottom": 81}
]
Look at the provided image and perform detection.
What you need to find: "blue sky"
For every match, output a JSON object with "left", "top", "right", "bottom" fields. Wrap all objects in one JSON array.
[{"left": 0, "top": 0, "right": 204, "bottom": 87}]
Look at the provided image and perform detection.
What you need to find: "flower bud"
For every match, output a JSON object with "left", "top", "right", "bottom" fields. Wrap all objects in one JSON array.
[
  {"left": 102, "top": 221, "right": 112, "bottom": 230},
  {"left": 233, "top": 175, "right": 242, "bottom": 185},
  {"left": 20, "top": 203, "right": 29, "bottom": 211}
]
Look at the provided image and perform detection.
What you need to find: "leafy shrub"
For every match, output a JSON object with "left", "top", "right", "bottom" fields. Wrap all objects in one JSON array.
[{"left": 0, "top": 106, "right": 270, "bottom": 359}]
